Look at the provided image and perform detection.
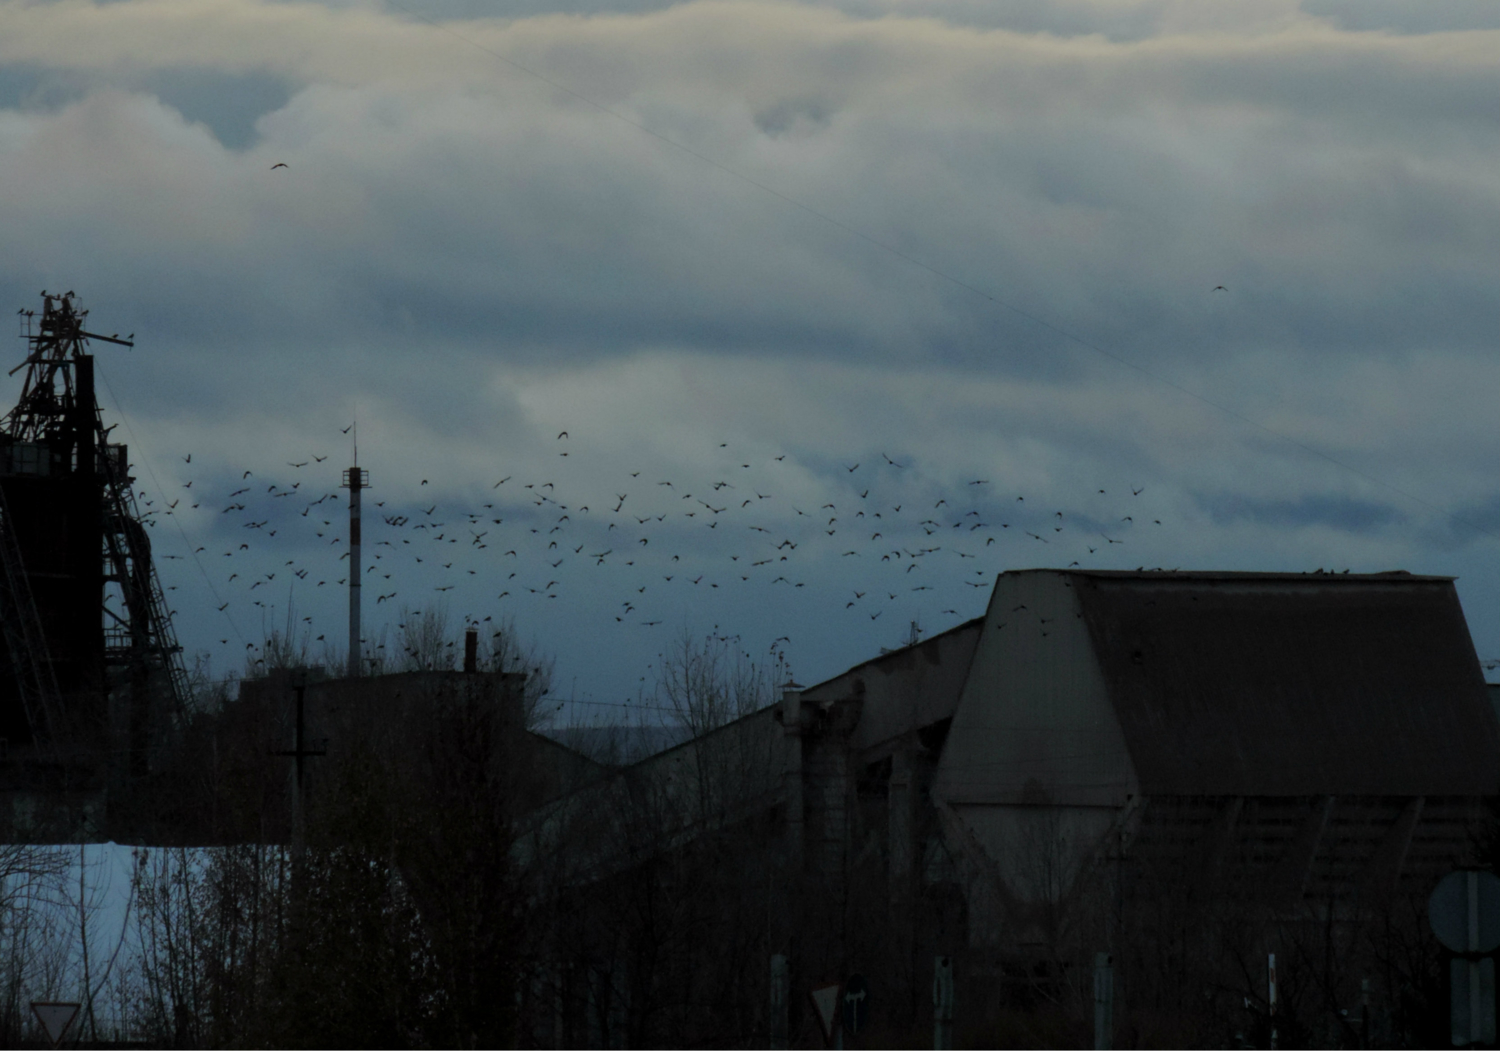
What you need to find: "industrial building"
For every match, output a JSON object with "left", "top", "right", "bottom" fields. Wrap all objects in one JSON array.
[
  {"left": 527, "top": 568, "right": 1500, "bottom": 1046},
  {"left": 0, "top": 293, "right": 186, "bottom": 840}
]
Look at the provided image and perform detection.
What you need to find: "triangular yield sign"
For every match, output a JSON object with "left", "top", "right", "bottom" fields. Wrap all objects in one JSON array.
[
  {"left": 31, "top": 1002, "right": 79, "bottom": 1047},
  {"left": 809, "top": 983, "right": 841, "bottom": 1046}
]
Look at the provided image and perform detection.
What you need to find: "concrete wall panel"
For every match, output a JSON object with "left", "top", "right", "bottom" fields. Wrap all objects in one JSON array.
[{"left": 934, "top": 571, "right": 1136, "bottom": 807}]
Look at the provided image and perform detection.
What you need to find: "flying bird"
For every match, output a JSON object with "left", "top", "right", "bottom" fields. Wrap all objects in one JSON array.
[{"left": 271, "top": 162, "right": 288, "bottom": 169}]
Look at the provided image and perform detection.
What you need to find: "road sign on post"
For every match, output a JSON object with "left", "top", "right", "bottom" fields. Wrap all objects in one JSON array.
[
  {"left": 842, "top": 974, "right": 869, "bottom": 1040},
  {"left": 810, "top": 982, "right": 842, "bottom": 1048},
  {"left": 1430, "top": 869, "right": 1500, "bottom": 1047},
  {"left": 30, "top": 1002, "right": 79, "bottom": 1048},
  {"left": 1430, "top": 870, "right": 1500, "bottom": 954}
]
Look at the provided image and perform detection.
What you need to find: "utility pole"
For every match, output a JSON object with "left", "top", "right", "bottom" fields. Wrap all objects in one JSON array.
[{"left": 272, "top": 675, "right": 326, "bottom": 861}]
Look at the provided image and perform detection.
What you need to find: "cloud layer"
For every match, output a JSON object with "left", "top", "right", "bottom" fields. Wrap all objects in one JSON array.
[{"left": 1, "top": 0, "right": 1497, "bottom": 703}]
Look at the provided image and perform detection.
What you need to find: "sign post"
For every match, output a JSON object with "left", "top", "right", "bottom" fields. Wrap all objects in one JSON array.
[
  {"left": 770, "top": 955, "right": 789, "bottom": 1050},
  {"left": 933, "top": 956, "right": 954, "bottom": 1050},
  {"left": 1093, "top": 952, "right": 1113, "bottom": 1050},
  {"left": 842, "top": 974, "right": 869, "bottom": 1042},
  {"left": 1269, "top": 953, "right": 1278, "bottom": 1050},
  {"left": 810, "top": 982, "right": 842, "bottom": 1048},
  {"left": 1429, "top": 869, "right": 1500, "bottom": 1046}
]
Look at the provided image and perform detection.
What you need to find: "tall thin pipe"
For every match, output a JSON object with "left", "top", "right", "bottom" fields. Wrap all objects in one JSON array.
[{"left": 343, "top": 451, "right": 366, "bottom": 678}]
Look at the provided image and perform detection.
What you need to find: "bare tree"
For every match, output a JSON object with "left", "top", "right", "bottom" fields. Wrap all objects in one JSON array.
[
  {"left": 654, "top": 630, "right": 785, "bottom": 735},
  {"left": 0, "top": 846, "right": 71, "bottom": 1045},
  {"left": 396, "top": 603, "right": 454, "bottom": 671},
  {"left": 478, "top": 613, "right": 555, "bottom": 731}
]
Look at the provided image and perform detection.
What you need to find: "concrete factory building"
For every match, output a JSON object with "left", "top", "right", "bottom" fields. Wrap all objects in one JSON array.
[
  {"left": 533, "top": 568, "right": 1500, "bottom": 1045},
  {"left": 925, "top": 568, "right": 1497, "bottom": 927}
]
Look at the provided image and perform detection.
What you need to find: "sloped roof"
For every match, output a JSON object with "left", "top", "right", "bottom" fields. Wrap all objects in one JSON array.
[
  {"left": 1070, "top": 570, "right": 1499, "bottom": 796},
  {"left": 802, "top": 615, "right": 984, "bottom": 697},
  {"left": 803, "top": 617, "right": 983, "bottom": 750}
]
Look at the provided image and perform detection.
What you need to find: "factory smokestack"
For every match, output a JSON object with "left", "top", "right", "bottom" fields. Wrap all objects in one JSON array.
[{"left": 342, "top": 436, "right": 368, "bottom": 678}]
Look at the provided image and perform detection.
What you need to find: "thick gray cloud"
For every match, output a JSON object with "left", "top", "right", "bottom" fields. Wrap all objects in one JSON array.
[
  {"left": 1197, "top": 492, "right": 1403, "bottom": 534},
  {"left": 1, "top": 0, "right": 1497, "bottom": 703}
]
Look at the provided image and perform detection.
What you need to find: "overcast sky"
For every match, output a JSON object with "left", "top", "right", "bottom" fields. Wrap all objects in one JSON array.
[{"left": 2, "top": 0, "right": 1497, "bottom": 714}]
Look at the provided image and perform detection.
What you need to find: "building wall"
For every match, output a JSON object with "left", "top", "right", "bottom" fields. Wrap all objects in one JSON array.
[
  {"left": 934, "top": 570, "right": 1137, "bottom": 808},
  {"left": 803, "top": 620, "right": 980, "bottom": 756},
  {"left": 0, "top": 448, "right": 105, "bottom": 747}
]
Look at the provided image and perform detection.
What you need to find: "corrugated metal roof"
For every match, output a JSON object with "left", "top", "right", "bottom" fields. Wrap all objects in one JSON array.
[{"left": 1070, "top": 570, "right": 1499, "bottom": 796}]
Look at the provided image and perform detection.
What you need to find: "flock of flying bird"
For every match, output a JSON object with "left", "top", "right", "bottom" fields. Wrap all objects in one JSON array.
[
  {"left": 130, "top": 163, "right": 1210, "bottom": 673},
  {"left": 144, "top": 429, "right": 1171, "bottom": 669}
]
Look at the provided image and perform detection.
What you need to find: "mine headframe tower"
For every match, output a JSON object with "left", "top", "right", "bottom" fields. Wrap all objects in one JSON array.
[{"left": 0, "top": 291, "right": 187, "bottom": 773}]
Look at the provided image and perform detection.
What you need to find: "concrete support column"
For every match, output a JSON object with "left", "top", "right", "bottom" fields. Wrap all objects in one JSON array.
[
  {"left": 781, "top": 684, "right": 804, "bottom": 875},
  {"left": 889, "top": 742, "right": 915, "bottom": 903},
  {"left": 814, "top": 734, "right": 851, "bottom": 882}
]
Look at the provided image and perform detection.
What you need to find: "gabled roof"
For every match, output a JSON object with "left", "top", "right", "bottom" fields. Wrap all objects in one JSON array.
[{"left": 1069, "top": 570, "right": 1498, "bottom": 796}]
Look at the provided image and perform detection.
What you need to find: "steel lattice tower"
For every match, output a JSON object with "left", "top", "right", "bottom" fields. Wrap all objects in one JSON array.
[{"left": 1, "top": 292, "right": 187, "bottom": 769}]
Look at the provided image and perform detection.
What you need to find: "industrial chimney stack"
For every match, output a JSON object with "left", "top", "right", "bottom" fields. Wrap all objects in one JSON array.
[{"left": 342, "top": 452, "right": 368, "bottom": 678}]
